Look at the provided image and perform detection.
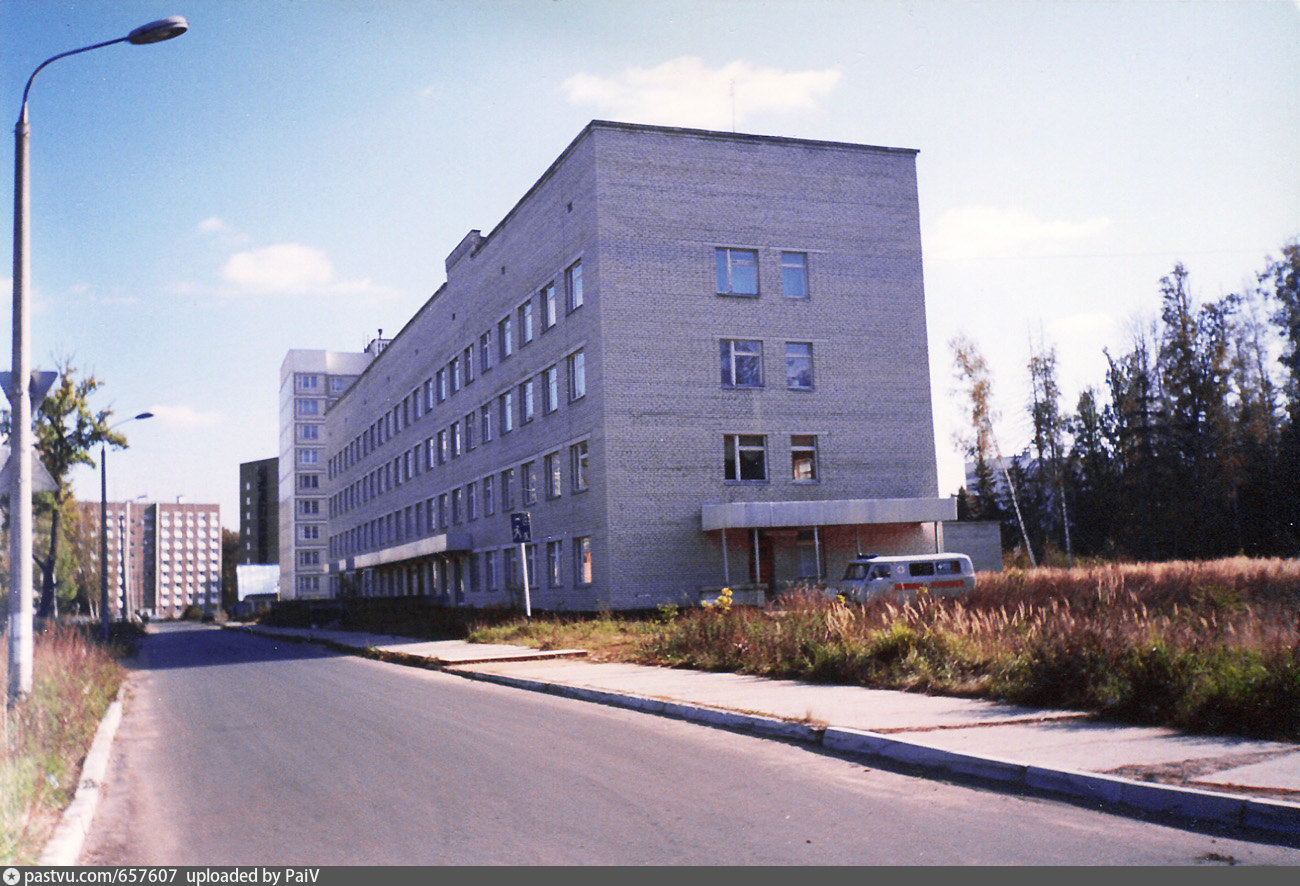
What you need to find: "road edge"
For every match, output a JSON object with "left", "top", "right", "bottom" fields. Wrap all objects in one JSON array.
[{"left": 37, "top": 685, "right": 126, "bottom": 866}]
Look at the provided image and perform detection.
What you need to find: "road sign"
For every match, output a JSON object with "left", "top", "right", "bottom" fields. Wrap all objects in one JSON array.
[{"left": 510, "top": 512, "right": 532, "bottom": 544}]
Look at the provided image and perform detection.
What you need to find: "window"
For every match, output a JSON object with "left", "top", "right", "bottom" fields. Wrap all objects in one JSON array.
[
  {"left": 566, "top": 260, "right": 583, "bottom": 312},
  {"left": 296, "top": 374, "right": 320, "bottom": 390},
  {"left": 436, "top": 429, "right": 448, "bottom": 465},
  {"left": 480, "top": 402, "right": 493, "bottom": 443},
  {"left": 715, "top": 247, "right": 758, "bottom": 296},
  {"left": 545, "top": 451, "right": 562, "bottom": 499},
  {"left": 574, "top": 536, "right": 592, "bottom": 585},
  {"left": 720, "top": 339, "right": 764, "bottom": 388},
  {"left": 483, "top": 475, "right": 495, "bottom": 517},
  {"left": 480, "top": 330, "right": 494, "bottom": 373},
  {"left": 791, "top": 435, "right": 819, "bottom": 481},
  {"left": 296, "top": 399, "right": 320, "bottom": 415},
  {"left": 451, "top": 488, "right": 463, "bottom": 524},
  {"left": 570, "top": 441, "right": 589, "bottom": 492},
  {"left": 484, "top": 549, "right": 500, "bottom": 591},
  {"left": 501, "top": 468, "right": 516, "bottom": 510},
  {"left": 499, "top": 390, "right": 515, "bottom": 434},
  {"left": 498, "top": 316, "right": 513, "bottom": 360},
  {"left": 298, "top": 499, "right": 320, "bottom": 515},
  {"left": 298, "top": 474, "right": 320, "bottom": 489},
  {"left": 298, "top": 424, "right": 320, "bottom": 440},
  {"left": 438, "top": 494, "right": 449, "bottom": 530},
  {"left": 519, "top": 300, "right": 534, "bottom": 345},
  {"left": 521, "top": 461, "right": 537, "bottom": 505},
  {"left": 541, "top": 283, "right": 557, "bottom": 330},
  {"left": 298, "top": 449, "right": 319, "bottom": 465},
  {"left": 781, "top": 251, "right": 809, "bottom": 299},
  {"left": 463, "top": 346, "right": 474, "bottom": 385},
  {"left": 520, "top": 379, "right": 536, "bottom": 424},
  {"left": 449, "top": 355, "right": 461, "bottom": 394},
  {"left": 568, "top": 350, "right": 586, "bottom": 401},
  {"left": 436, "top": 368, "right": 448, "bottom": 403},
  {"left": 464, "top": 413, "right": 476, "bottom": 451},
  {"left": 786, "top": 342, "right": 814, "bottom": 390},
  {"left": 450, "top": 421, "right": 462, "bottom": 458},
  {"left": 547, "top": 540, "right": 563, "bottom": 587},
  {"left": 466, "top": 481, "right": 478, "bottom": 521},
  {"left": 524, "top": 543, "right": 538, "bottom": 588},
  {"left": 724, "top": 434, "right": 768, "bottom": 482},
  {"left": 543, "top": 365, "right": 559, "bottom": 413},
  {"left": 300, "top": 525, "right": 320, "bottom": 540}
]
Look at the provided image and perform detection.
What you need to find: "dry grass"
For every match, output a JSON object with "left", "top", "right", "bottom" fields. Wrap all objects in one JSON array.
[
  {"left": 1, "top": 622, "right": 126, "bottom": 864},
  {"left": 472, "top": 558, "right": 1300, "bottom": 740}
]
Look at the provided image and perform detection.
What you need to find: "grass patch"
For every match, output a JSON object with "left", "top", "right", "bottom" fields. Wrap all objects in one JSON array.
[
  {"left": 461, "top": 558, "right": 1300, "bottom": 741},
  {"left": 1, "top": 622, "right": 131, "bottom": 864}
]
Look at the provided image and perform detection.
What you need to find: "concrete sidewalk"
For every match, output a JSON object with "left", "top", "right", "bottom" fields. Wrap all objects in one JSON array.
[{"left": 230, "top": 623, "right": 1300, "bottom": 844}]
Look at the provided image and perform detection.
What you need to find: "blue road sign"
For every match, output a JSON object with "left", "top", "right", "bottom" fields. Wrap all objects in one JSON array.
[{"left": 510, "top": 512, "right": 532, "bottom": 544}]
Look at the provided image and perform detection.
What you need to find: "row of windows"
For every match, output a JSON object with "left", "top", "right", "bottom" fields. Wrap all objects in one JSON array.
[
  {"left": 724, "top": 433, "right": 820, "bottom": 483},
  {"left": 720, "top": 339, "right": 814, "bottom": 390},
  {"left": 329, "top": 260, "right": 584, "bottom": 477},
  {"left": 329, "top": 350, "right": 586, "bottom": 517},
  {"left": 331, "top": 441, "right": 590, "bottom": 559},
  {"left": 295, "top": 373, "right": 353, "bottom": 394},
  {"left": 716, "top": 247, "right": 808, "bottom": 299},
  {"left": 356, "top": 537, "right": 594, "bottom": 597}
]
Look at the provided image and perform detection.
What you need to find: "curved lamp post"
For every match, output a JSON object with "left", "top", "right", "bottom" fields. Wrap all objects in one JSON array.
[
  {"left": 100, "top": 412, "right": 153, "bottom": 641},
  {"left": 8, "top": 18, "right": 187, "bottom": 706}
]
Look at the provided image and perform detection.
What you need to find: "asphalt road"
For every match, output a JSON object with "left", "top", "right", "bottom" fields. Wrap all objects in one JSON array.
[{"left": 78, "top": 622, "right": 1300, "bottom": 865}]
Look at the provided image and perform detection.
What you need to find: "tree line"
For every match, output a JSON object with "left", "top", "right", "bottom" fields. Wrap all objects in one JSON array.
[{"left": 952, "top": 241, "right": 1300, "bottom": 564}]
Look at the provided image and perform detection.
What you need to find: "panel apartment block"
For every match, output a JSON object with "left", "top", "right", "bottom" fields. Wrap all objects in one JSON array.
[
  {"left": 279, "top": 348, "right": 378, "bottom": 599},
  {"left": 239, "top": 457, "right": 279, "bottom": 565},
  {"left": 323, "top": 121, "right": 954, "bottom": 610},
  {"left": 81, "top": 500, "right": 221, "bottom": 620}
]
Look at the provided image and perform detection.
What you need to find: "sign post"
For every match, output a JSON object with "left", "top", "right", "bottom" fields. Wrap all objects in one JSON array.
[{"left": 510, "top": 512, "right": 532, "bottom": 617}]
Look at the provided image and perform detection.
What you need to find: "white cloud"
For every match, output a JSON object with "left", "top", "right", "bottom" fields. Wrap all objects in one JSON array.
[
  {"left": 197, "top": 216, "right": 231, "bottom": 235},
  {"left": 216, "top": 243, "right": 401, "bottom": 300},
  {"left": 148, "top": 403, "right": 223, "bottom": 430},
  {"left": 221, "top": 243, "right": 335, "bottom": 294},
  {"left": 562, "top": 57, "right": 841, "bottom": 129},
  {"left": 929, "top": 207, "right": 1110, "bottom": 261}
]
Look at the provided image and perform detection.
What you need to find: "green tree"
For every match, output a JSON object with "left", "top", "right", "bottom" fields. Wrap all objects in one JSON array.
[
  {"left": 1028, "top": 338, "right": 1072, "bottom": 564},
  {"left": 2, "top": 358, "right": 129, "bottom": 618},
  {"left": 950, "top": 333, "right": 1034, "bottom": 563}
]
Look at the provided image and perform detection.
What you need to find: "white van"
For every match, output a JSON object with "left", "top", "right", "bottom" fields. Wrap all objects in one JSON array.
[{"left": 835, "top": 553, "right": 976, "bottom": 603}]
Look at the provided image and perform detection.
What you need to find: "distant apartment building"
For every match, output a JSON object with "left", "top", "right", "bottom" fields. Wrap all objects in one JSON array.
[
  {"left": 80, "top": 500, "right": 222, "bottom": 619},
  {"left": 239, "top": 457, "right": 279, "bottom": 565},
  {"left": 278, "top": 347, "right": 381, "bottom": 599},
  {"left": 316, "top": 121, "right": 955, "bottom": 610}
]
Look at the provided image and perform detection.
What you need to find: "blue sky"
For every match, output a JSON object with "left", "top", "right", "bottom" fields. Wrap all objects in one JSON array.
[{"left": 3, "top": 0, "right": 1298, "bottom": 529}]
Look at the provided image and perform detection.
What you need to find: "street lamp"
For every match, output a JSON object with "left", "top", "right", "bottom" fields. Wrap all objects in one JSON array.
[
  {"left": 8, "top": 18, "right": 187, "bottom": 706},
  {"left": 100, "top": 412, "right": 153, "bottom": 641}
]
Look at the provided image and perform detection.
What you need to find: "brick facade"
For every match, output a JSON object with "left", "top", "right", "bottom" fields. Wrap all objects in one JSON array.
[{"left": 322, "top": 121, "right": 953, "bottom": 610}]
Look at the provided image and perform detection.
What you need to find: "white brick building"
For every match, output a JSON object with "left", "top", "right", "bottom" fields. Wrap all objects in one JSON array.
[{"left": 323, "top": 121, "right": 955, "bottom": 610}]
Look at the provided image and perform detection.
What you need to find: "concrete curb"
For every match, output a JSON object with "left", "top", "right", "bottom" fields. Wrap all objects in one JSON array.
[{"left": 38, "top": 686, "right": 125, "bottom": 866}]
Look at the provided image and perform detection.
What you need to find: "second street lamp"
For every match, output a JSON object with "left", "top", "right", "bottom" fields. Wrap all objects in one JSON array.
[{"left": 100, "top": 412, "right": 153, "bottom": 641}]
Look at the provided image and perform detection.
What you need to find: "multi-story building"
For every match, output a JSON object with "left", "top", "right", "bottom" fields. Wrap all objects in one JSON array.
[
  {"left": 322, "top": 120, "right": 955, "bottom": 610},
  {"left": 239, "top": 457, "right": 279, "bottom": 565},
  {"left": 279, "top": 347, "right": 380, "bottom": 599},
  {"left": 81, "top": 499, "right": 222, "bottom": 619}
]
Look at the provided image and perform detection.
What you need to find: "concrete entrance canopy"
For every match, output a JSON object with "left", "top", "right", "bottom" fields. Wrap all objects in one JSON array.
[
  {"left": 700, "top": 497, "right": 956, "bottom": 531},
  {"left": 336, "top": 529, "right": 473, "bottom": 572}
]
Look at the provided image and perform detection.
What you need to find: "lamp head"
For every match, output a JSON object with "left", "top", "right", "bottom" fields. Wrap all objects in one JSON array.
[{"left": 127, "top": 17, "right": 188, "bottom": 45}]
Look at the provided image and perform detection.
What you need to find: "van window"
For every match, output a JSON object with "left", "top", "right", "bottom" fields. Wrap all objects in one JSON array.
[
  {"left": 843, "top": 563, "right": 869, "bottom": 581},
  {"left": 869, "top": 564, "right": 891, "bottom": 580},
  {"left": 935, "top": 559, "right": 964, "bottom": 575},
  {"left": 909, "top": 561, "right": 936, "bottom": 577}
]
